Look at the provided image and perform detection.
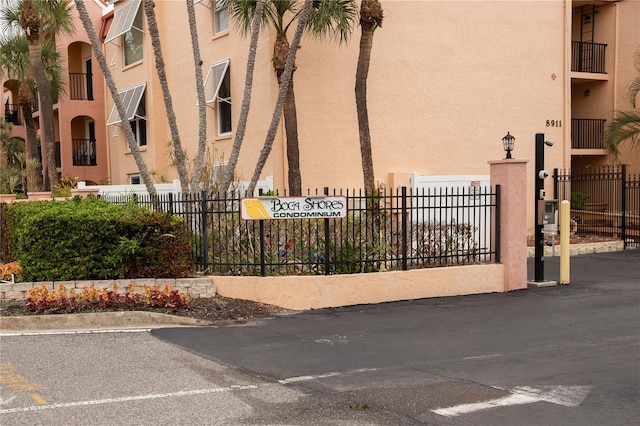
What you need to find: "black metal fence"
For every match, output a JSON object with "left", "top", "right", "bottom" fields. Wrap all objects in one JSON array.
[
  {"left": 107, "top": 186, "right": 500, "bottom": 276},
  {"left": 554, "top": 165, "right": 639, "bottom": 248}
]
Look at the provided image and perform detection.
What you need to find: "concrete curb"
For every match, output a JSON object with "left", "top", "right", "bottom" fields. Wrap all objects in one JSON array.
[
  {"left": 0, "top": 311, "right": 212, "bottom": 335},
  {"left": 526, "top": 240, "right": 624, "bottom": 258}
]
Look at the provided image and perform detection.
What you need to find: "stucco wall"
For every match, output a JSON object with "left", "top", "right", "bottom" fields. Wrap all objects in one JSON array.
[{"left": 214, "top": 263, "right": 504, "bottom": 311}]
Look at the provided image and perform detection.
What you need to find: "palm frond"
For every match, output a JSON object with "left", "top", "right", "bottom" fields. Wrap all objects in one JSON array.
[
  {"left": 605, "top": 110, "right": 640, "bottom": 158},
  {"left": 307, "top": 0, "right": 357, "bottom": 44}
]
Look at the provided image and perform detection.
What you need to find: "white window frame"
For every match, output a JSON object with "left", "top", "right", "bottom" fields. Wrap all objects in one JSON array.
[
  {"left": 204, "top": 59, "right": 232, "bottom": 136},
  {"left": 129, "top": 174, "right": 142, "bottom": 185},
  {"left": 217, "top": 69, "right": 232, "bottom": 136},
  {"left": 214, "top": 0, "right": 229, "bottom": 35}
]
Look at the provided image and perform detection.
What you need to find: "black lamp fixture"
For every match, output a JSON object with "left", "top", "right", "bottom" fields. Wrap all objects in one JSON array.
[{"left": 502, "top": 131, "right": 515, "bottom": 159}]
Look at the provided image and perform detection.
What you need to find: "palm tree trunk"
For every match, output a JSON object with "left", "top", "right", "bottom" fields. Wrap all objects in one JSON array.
[
  {"left": 19, "top": 102, "right": 42, "bottom": 190},
  {"left": 186, "top": 0, "right": 208, "bottom": 192},
  {"left": 75, "top": 0, "right": 157, "bottom": 199},
  {"left": 283, "top": 78, "right": 302, "bottom": 195},
  {"left": 355, "top": 21, "right": 375, "bottom": 194},
  {"left": 247, "top": 0, "right": 313, "bottom": 196},
  {"left": 219, "top": 0, "right": 265, "bottom": 196},
  {"left": 144, "top": 0, "right": 189, "bottom": 194},
  {"left": 28, "top": 42, "right": 57, "bottom": 191}
]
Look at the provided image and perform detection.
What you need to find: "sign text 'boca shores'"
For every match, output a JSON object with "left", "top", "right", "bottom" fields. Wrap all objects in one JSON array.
[{"left": 241, "top": 196, "right": 348, "bottom": 220}]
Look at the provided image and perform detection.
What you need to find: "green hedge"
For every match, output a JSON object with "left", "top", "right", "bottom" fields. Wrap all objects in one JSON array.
[{"left": 1, "top": 197, "right": 192, "bottom": 281}]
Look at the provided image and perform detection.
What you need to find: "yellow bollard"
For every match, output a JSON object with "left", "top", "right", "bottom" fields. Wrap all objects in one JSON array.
[{"left": 560, "top": 200, "right": 570, "bottom": 284}]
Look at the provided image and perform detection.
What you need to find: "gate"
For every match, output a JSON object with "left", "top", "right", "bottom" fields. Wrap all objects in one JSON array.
[{"left": 554, "top": 165, "right": 640, "bottom": 249}]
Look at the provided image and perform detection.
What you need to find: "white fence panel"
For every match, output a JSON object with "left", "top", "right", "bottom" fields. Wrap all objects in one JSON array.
[{"left": 410, "top": 173, "right": 491, "bottom": 250}]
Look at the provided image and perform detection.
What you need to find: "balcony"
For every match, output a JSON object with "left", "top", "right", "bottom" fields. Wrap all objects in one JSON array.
[
  {"left": 571, "top": 41, "right": 607, "bottom": 74},
  {"left": 72, "top": 138, "right": 97, "bottom": 166},
  {"left": 4, "top": 103, "right": 20, "bottom": 124},
  {"left": 571, "top": 118, "right": 606, "bottom": 149},
  {"left": 69, "top": 72, "right": 94, "bottom": 101}
]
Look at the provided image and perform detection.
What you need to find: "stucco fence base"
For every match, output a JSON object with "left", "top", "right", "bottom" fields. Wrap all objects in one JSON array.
[
  {"left": 213, "top": 263, "right": 505, "bottom": 311},
  {"left": 0, "top": 278, "right": 216, "bottom": 301},
  {"left": 2, "top": 265, "right": 505, "bottom": 311}
]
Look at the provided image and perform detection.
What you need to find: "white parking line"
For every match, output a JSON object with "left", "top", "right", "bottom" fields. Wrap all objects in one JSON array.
[
  {"left": 278, "top": 367, "right": 380, "bottom": 384},
  {"left": 0, "top": 385, "right": 258, "bottom": 414}
]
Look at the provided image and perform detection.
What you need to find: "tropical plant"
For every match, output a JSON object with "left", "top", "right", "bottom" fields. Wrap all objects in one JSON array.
[
  {"left": 224, "top": 0, "right": 357, "bottom": 196},
  {"left": 1, "top": 0, "right": 75, "bottom": 191},
  {"left": 185, "top": 0, "right": 208, "bottom": 191},
  {"left": 74, "top": 0, "right": 157, "bottom": 198},
  {"left": 605, "top": 48, "right": 640, "bottom": 158},
  {"left": 245, "top": 0, "right": 312, "bottom": 196},
  {"left": 219, "top": 0, "right": 266, "bottom": 196},
  {"left": 355, "top": 0, "right": 383, "bottom": 193}
]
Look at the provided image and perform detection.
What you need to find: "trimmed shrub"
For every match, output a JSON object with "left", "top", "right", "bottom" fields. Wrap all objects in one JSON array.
[{"left": 3, "top": 197, "right": 192, "bottom": 281}]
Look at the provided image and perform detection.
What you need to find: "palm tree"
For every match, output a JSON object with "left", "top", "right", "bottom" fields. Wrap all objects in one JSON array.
[
  {"left": 185, "top": 0, "right": 208, "bottom": 191},
  {"left": 605, "top": 48, "right": 640, "bottom": 158},
  {"left": 143, "top": 0, "right": 189, "bottom": 193},
  {"left": 3, "top": 0, "right": 75, "bottom": 191},
  {"left": 218, "top": 0, "right": 266, "bottom": 195},
  {"left": 74, "top": 0, "right": 157, "bottom": 198},
  {"left": 247, "top": 0, "right": 312, "bottom": 196},
  {"left": 0, "top": 37, "right": 37, "bottom": 183},
  {"left": 355, "top": 0, "right": 383, "bottom": 194},
  {"left": 225, "top": 0, "right": 357, "bottom": 196}
]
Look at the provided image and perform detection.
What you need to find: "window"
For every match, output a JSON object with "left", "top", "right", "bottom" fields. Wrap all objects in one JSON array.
[
  {"left": 217, "top": 69, "right": 232, "bottom": 135},
  {"left": 123, "top": 6, "right": 143, "bottom": 65},
  {"left": 104, "top": 0, "right": 143, "bottom": 66},
  {"left": 107, "top": 83, "right": 147, "bottom": 147},
  {"left": 214, "top": 0, "right": 228, "bottom": 34},
  {"left": 129, "top": 175, "right": 141, "bottom": 185},
  {"left": 130, "top": 93, "right": 147, "bottom": 147},
  {"left": 204, "top": 59, "right": 232, "bottom": 136}
]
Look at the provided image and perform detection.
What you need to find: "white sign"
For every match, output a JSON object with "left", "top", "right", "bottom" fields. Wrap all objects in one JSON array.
[{"left": 241, "top": 196, "right": 347, "bottom": 220}]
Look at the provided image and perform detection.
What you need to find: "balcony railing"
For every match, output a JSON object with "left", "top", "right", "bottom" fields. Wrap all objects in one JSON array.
[
  {"left": 571, "top": 41, "right": 607, "bottom": 74},
  {"left": 72, "top": 138, "right": 97, "bottom": 166},
  {"left": 69, "top": 72, "right": 94, "bottom": 100},
  {"left": 4, "top": 103, "right": 20, "bottom": 124},
  {"left": 572, "top": 118, "right": 606, "bottom": 149}
]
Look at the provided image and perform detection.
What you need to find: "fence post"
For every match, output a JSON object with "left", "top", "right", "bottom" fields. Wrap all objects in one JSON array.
[
  {"left": 258, "top": 188, "right": 266, "bottom": 277},
  {"left": 200, "top": 190, "right": 208, "bottom": 272},
  {"left": 168, "top": 192, "right": 174, "bottom": 215},
  {"left": 621, "top": 164, "right": 627, "bottom": 248},
  {"left": 553, "top": 168, "right": 559, "bottom": 200},
  {"left": 401, "top": 186, "right": 408, "bottom": 271},
  {"left": 324, "top": 187, "right": 331, "bottom": 275},
  {"left": 495, "top": 185, "right": 501, "bottom": 263}
]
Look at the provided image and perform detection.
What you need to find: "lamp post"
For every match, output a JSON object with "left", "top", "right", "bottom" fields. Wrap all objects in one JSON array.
[{"left": 502, "top": 132, "right": 515, "bottom": 159}]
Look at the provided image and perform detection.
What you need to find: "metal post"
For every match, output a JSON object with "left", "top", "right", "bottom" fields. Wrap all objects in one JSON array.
[
  {"left": 260, "top": 220, "right": 266, "bottom": 277},
  {"left": 495, "top": 184, "right": 501, "bottom": 263},
  {"left": 401, "top": 186, "right": 408, "bottom": 271},
  {"left": 200, "top": 190, "right": 208, "bottom": 272},
  {"left": 621, "top": 164, "right": 627, "bottom": 249},
  {"left": 324, "top": 187, "right": 331, "bottom": 275},
  {"left": 534, "top": 133, "right": 545, "bottom": 282}
]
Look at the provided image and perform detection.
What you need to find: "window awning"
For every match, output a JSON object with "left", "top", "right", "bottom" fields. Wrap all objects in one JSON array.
[
  {"left": 104, "top": 0, "right": 142, "bottom": 43},
  {"left": 107, "top": 82, "right": 146, "bottom": 125},
  {"left": 204, "top": 59, "right": 230, "bottom": 103}
]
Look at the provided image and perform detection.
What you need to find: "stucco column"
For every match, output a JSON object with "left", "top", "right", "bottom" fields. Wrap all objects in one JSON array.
[{"left": 489, "top": 159, "right": 529, "bottom": 291}]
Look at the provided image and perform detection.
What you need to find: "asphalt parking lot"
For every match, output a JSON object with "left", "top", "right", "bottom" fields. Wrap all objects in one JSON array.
[{"left": 1, "top": 250, "right": 639, "bottom": 425}]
